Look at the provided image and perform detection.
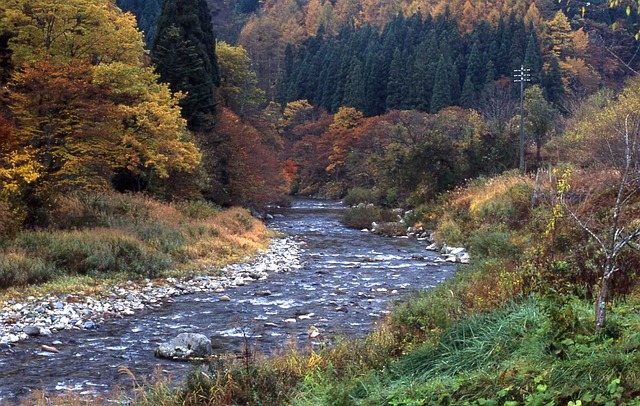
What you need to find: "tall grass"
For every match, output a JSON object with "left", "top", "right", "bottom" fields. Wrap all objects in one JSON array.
[{"left": 0, "top": 192, "right": 269, "bottom": 291}]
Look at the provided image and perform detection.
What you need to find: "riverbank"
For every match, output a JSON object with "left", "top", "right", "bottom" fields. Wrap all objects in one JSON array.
[{"left": 0, "top": 235, "right": 302, "bottom": 346}]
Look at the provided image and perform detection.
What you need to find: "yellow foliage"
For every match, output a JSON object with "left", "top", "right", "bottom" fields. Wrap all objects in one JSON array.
[{"left": 0, "top": 148, "right": 42, "bottom": 193}]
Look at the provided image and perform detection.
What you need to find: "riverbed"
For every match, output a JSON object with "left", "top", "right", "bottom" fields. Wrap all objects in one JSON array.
[{"left": 0, "top": 199, "right": 456, "bottom": 402}]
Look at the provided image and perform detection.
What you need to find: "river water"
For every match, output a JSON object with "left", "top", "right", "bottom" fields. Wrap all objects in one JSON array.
[{"left": 0, "top": 199, "right": 455, "bottom": 402}]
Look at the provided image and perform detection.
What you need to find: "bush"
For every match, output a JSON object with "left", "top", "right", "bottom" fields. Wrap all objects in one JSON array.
[
  {"left": 435, "top": 215, "right": 464, "bottom": 245},
  {"left": 467, "top": 228, "right": 521, "bottom": 260},
  {"left": 175, "top": 200, "right": 220, "bottom": 219},
  {"left": 0, "top": 251, "right": 54, "bottom": 288},
  {"left": 342, "top": 187, "right": 375, "bottom": 206},
  {"left": 341, "top": 205, "right": 397, "bottom": 230}
]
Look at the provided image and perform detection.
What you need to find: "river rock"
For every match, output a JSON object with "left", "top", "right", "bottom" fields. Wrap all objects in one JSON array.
[
  {"left": 41, "top": 345, "right": 59, "bottom": 353},
  {"left": 219, "top": 295, "right": 231, "bottom": 302},
  {"left": 23, "top": 326, "right": 43, "bottom": 336},
  {"left": 154, "top": 333, "right": 212, "bottom": 359}
]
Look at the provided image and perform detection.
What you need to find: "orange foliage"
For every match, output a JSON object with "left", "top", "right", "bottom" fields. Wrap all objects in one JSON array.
[{"left": 215, "top": 108, "right": 287, "bottom": 207}]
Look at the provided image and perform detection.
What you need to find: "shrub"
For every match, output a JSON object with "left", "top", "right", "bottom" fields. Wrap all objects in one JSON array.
[
  {"left": 175, "top": 199, "right": 220, "bottom": 219},
  {"left": 341, "top": 205, "right": 397, "bottom": 230},
  {"left": 342, "top": 187, "right": 375, "bottom": 206},
  {"left": 0, "top": 251, "right": 54, "bottom": 288},
  {"left": 435, "top": 215, "right": 463, "bottom": 245},
  {"left": 467, "top": 228, "right": 521, "bottom": 260}
]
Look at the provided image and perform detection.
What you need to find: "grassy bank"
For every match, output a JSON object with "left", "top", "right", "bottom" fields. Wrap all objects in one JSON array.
[
  {"left": 0, "top": 192, "right": 271, "bottom": 301},
  {"left": 123, "top": 170, "right": 639, "bottom": 405},
  {"left": 15, "top": 170, "right": 640, "bottom": 405}
]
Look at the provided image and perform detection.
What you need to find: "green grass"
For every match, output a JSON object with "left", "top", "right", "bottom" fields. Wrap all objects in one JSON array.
[{"left": 0, "top": 192, "right": 271, "bottom": 294}]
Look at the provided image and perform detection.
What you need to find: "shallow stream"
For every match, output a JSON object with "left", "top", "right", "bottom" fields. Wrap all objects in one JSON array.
[{"left": 0, "top": 199, "right": 455, "bottom": 402}]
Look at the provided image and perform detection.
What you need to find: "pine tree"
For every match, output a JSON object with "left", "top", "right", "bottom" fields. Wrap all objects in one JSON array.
[
  {"left": 466, "top": 42, "right": 484, "bottom": 92},
  {"left": 386, "top": 48, "right": 406, "bottom": 110},
  {"left": 343, "top": 57, "right": 365, "bottom": 110},
  {"left": 151, "top": 0, "right": 219, "bottom": 132},
  {"left": 543, "top": 54, "right": 564, "bottom": 105},
  {"left": 431, "top": 55, "right": 451, "bottom": 113},
  {"left": 523, "top": 30, "right": 543, "bottom": 85},
  {"left": 460, "top": 74, "right": 475, "bottom": 108}
]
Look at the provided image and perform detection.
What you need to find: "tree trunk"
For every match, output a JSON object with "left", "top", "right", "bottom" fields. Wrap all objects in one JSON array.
[{"left": 595, "top": 267, "right": 612, "bottom": 331}]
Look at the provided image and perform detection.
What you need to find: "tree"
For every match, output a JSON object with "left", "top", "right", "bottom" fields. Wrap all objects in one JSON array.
[
  {"left": 543, "top": 55, "right": 565, "bottom": 105},
  {"left": 558, "top": 76, "right": 640, "bottom": 330},
  {"left": 430, "top": 55, "right": 451, "bottom": 113},
  {"left": 151, "top": 0, "right": 219, "bottom": 132},
  {"left": 524, "top": 85, "right": 556, "bottom": 165},
  {"left": 216, "top": 41, "right": 265, "bottom": 116},
  {"left": 1, "top": 0, "right": 202, "bottom": 216},
  {"left": 386, "top": 48, "right": 407, "bottom": 110}
]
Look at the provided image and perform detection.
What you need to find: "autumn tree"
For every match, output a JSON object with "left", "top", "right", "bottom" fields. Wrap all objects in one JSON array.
[
  {"left": 216, "top": 41, "right": 265, "bottom": 116},
  {"left": 525, "top": 85, "right": 557, "bottom": 165},
  {"left": 557, "top": 76, "right": 640, "bottom": 330},
  {"left": 0, "top": 0, "right": 202, "bottom": 223}
]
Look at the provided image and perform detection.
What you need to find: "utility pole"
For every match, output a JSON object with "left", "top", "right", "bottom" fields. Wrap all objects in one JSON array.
[{"left": 513, "top": 65, "right": 531, "bottom": 174}]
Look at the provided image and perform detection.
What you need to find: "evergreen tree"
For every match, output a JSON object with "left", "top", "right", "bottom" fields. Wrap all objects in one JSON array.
[
  {"left": 543, "top": 54, "right": 565, "bottom": 105},
  {"left": 466, "top": 42, "right": 484, "bottom": 92},
  {"left": 386, "top": 48, "right": 406, "bottom": 110},
  {"left": 460, "top": 73, "right": 475, "bottom": 108},
  {"left": 343, "top": 57, "right": 365, "bottom": 110},
  {"left": 363, "top": 42, "right": 388, "bottom": 116},
  {"left": 485, "top": 60, "right": 497, "bottom": 84},
  {"left": 116, "top": 0, "right": 162, "bottom": 45},
  {"left": 151, "top": 0, "right": 219, "bottom": 132},
  {"left": 523, "top": 30, "right": 543, "bottom": 85},
  {"left": 431, "top": 55, "right": 451, "bottom": 113},
  {"left": 410, "top": 40, "right": 432, "bottom": 111}
]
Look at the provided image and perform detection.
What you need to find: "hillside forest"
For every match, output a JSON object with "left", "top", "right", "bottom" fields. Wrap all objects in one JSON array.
[{"left": 2, "top": 0, "right": 640, "bottom": 404}]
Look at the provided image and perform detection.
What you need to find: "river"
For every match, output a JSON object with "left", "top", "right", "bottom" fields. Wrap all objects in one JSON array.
[{"left": 0, "top": 199, "right": 455, "bottom": 402}]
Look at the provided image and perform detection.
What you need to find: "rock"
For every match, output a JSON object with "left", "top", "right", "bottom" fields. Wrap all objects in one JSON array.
[
  {"left": 233, "top": 277, "right": 245, "bottom": 286},
  {"left": 255, "top": 290, "right": 271, "bottom": 296},
  {"left": 449, "top": 247, "right": 466, "bottom": 256},
  {"left": 41, "top": 345, "right": 59, "bottom": 353},
  {"left": 444, "top": 255, "right": 457, "bottom": 263},
  {"left": 219, "top": 295, "right": 231, "bottom": 302},
  {"left": 308, "top": 326, "right": 321, "bottom": 338},
  {"left": 425, "top": 243, "right": 439, "bottom": 251},
  {"left": 23, "top": 326, "right": 43, "bottom": 336},
  {"left": 83, "top": 321, "right": 97, "bottom": 330},
  {"left": 154, "top": 333, "right": 212, "bottom": 359},
  {"left": 283, "top": 318, "right": 297, "bottom": 323}
]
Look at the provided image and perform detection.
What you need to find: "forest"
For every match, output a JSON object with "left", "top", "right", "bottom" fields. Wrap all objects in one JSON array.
[{"left": 1, "top": 0, "right": 640, "bottom": 404}]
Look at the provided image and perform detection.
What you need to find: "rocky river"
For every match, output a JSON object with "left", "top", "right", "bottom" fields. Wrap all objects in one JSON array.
[{"left": 0, "top": 199, "right": 456, "bottom": 402}]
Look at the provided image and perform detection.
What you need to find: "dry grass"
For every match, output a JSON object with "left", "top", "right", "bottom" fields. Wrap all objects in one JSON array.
[{"left": 0, "top": 193, "right": 271, "bottom": 302}]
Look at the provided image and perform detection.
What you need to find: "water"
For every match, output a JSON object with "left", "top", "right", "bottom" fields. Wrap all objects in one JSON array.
[{"left": 0, "top": 199, "right": 455, "bottom": 402}]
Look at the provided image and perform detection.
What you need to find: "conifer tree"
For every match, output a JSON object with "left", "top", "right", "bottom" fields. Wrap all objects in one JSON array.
[
  {"left": 460, "top": 73, "right": 476, "bottom": 108},
  {"left": 431, "top": 55, "right": 452, "bottom": 113},
  {"left": 343, "top": 57, "right": 365, "bottom": 110},
  {"left": 466, "top": 42, "right": 484, "bottom": 92},
  {"left": 543, "top": 54, "right": 565, "bottom": 105},
  {"left": 386, "top": 48, "right": 406, "bottom": 110},
  {"left": 523, "top": 30, "right": 543, "bottom": 84},
  {"left": 151, "top": 0, "right": 219, "bottom": 132}
]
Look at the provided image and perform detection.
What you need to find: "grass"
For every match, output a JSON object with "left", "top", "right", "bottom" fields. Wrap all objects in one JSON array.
[{"left": 0, "top": 191, "right": 271, "bottom": 299}]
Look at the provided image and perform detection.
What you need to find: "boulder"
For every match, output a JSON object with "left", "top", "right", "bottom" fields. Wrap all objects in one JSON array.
[{"left": 154, "top": 333, "right": 212, "bottom": 359}]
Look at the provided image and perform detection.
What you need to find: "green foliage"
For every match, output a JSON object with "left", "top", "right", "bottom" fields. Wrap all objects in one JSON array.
[
  {"left": 342, "top": 187, "right": 375, "bottom": 206},
  {"left": 151, "top": 0, "right": 220, "bottom": 132},
  {"left": 340, "top": 205, "right": 397, "bottom": 230},
  {"left": 0, "top": 192, "right": 268, "bottom": 289},
  {"left": 468, "top": 228, "right": 521, "bottom": 260}
]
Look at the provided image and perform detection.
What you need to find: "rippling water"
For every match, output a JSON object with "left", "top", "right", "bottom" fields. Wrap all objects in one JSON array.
[{"left": 0, "top": 199, "right": 455, "bottom": 402}]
